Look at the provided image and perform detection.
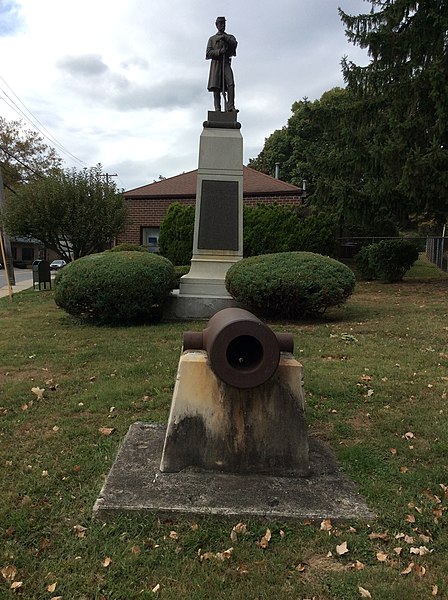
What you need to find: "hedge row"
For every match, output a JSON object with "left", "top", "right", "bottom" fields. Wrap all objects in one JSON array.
[{"left": 158, "top": 202, "right": 337, "bottom": 265}]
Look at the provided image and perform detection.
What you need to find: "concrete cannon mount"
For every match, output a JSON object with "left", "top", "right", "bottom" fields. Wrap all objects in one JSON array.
[
  {"left": 93, "top": 423, "right": 374, "bottom": 522},
  {"left": 93, "top": 310, "right": 374, "bottom": 522}
]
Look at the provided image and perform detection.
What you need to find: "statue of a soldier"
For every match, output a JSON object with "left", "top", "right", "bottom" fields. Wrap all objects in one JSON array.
[{"left": 206, "top": 16, "right": 238, "bottom": 112}]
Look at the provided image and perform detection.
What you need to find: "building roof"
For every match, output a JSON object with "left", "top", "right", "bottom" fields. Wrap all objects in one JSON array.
[{"left": 125, "top": 166, "right": 302, "bottom": 199}]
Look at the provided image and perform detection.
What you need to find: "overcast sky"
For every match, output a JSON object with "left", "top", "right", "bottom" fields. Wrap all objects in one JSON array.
[{"left": 0, "top": 0, "right": 370, "bottom": 191}]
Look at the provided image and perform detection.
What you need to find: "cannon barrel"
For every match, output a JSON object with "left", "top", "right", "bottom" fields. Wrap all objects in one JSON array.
[{"left": 183, "top": 308, "right": 294, "bottom": 389}]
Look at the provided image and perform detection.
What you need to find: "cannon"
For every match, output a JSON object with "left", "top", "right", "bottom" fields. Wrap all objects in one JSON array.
[
  {"left": 160, "top": 307, "right": 309, "bottom": 475},
  {"left": 183, "top": 308, "right": 294, "bottom": 389}
]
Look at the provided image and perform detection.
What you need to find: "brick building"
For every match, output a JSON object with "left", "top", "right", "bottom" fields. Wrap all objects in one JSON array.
[{"left": 118, "top": 166, "right": 303, "bottom": 250}]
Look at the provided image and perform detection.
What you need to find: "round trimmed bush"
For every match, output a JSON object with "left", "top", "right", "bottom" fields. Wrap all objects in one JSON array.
[
  {"left": 225, "top": 252, "right": 356, "bottom": 319},
  {"left": 54, "top": 251, "right": 175, "bottom": 322},
  {"left": 355, "top": 239, "right": 419, "bottom": 282},
  {"left": 108, "top": 243, "right": 149, "bottom": 252}
]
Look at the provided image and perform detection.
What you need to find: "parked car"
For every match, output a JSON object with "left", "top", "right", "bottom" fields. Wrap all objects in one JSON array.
[{"left": 50, "top": 259, "right": 67, "bottom": 271}]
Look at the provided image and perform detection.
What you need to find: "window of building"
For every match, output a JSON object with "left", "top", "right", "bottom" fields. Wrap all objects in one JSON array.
[
  {"left": 21, "top": 247, "right": 34, "bottom": 261},
  {"left": 141, "top": 227, "right": 160, "bottom": 253}
]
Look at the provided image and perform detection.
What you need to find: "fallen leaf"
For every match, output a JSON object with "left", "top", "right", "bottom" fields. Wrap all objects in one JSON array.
[
  {"left": 216, "top": 547, "right": 233, "bottom": 560},
  {"left": 418, "top": 534, "right": 431, "bottom": 544},
  {"left": 376, "top": 551, "right": 388, "bottom": 562},
  {"left": 401, "top": 561, "right": 414, "bottom": 575},
  {"left": 432, "top": 584, "right": 439, "bottom": 595},
  {"left": 404, "top": 535, "right": 414, "bottom": 544},
  {"left": 131, "top": 546, "right": 141, "bottom": 554},
  {"left": 73, "top": 524, "right": 87, "bottom": 538},
  {"left": 169, "top": 531, "right": 178, "bottom": 540},
  {"left": 190, "top": 522, "right": 199, "bottom": 531},
  {"left": 320, "top": 519, "right": 332, "bottom": 531},
  {"left": 10, "top": 581, "right": 23, "bottom": 590},
  {"left": 405, "top": 514, "right": 416, "bottom": 523},
  {"left": 393, "top": 547, "right": 403, "bottom": 555},
  {"left": 358, "top": 586, "right": 372, "bottom": 598},
  {"left": 257, "top": 528, "right": 272, "bottom": 549},
  {"left": 368, "top": 532, "right": 389, "bottom": 541},
  {"left": 47, "top": 582, "right": 57, "bottom": 593},
  {"left": 98, "top": 427, "right": 115, "bottom": 436},
  {"left": 31, "top": 387, "right": 45, "bottom": 400},
  {"left": 102, "top": 557, "right": 112, "bottom": 567},
  {"left": 414, "top": 563, "right": 426, "bottom": 577},
  {"left": 152, "top": 583, "right": 160, "bottom": 593},
  {"left": 336, "top": 541, "right": 349, "bottom": 555},
  {"left": 52, "top": 426, "right": 60, "bottom": 432},
  {"left": 351, "top": 560, "right": 365, "bottom": 570},
  {"left": 410, "top": 546, "right": 431, "bottom": 556},
  {"left": 390, "top": 448, "right": 397, "bottom": 455},
  {"left": 400, "top": 466, "right": 410, "bottom": 473},
  {"left": 403, "top": 432, "right": 415, "bottom": 440},
  {"left": 1, "top": 565, "right": 17, "bottom": 582}
]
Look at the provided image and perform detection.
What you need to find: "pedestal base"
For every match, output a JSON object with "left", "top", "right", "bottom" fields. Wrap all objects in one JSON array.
[{"left": 163, "top": 290, "right": 240, "bottom": 320}]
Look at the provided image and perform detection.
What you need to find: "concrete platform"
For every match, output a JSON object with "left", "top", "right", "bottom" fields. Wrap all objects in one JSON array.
[
  {"left": 163, "top": 289, "right": 240, "bottom": 320},
  {"left": 93, "top": 423, "right": 375, "bottom": 522}
]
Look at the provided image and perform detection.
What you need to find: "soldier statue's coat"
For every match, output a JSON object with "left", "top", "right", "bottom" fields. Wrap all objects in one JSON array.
[{"left": 206, "top": 32, "right": 237, "bottom": 92}]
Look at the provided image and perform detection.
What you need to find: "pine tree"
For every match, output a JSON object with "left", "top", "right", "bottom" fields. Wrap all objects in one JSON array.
[{"left": 340, "top": 0, "right": 448, "bottom": 230}]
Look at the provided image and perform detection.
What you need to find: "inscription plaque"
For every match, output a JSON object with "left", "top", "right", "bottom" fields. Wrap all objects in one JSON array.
[{"left": 198, "top": 180, "right": 239, "bottom": 250}]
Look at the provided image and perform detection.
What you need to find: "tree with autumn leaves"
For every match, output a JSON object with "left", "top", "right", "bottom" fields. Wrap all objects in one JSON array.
[{"left": 250, "top": 0, "right": 448, "bottom": 234}]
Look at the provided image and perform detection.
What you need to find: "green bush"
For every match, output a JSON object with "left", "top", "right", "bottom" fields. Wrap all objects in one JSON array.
[
  {"left": 172, "top": 265, "right": 190, "bottom": 289},
  {"left": 355, "top": 239, "right": 419, "bottom": 282},
  {"left": 159, "top": 203, "right": 195, "bottom": 265},
  {"left": 243, "top": 204, "right": 337, "bottom": 257},
  {"left": 225, "top": 252, "right": 356, "bottom": 319},
  {"left": 54, "top": 251, "right": 175, "bottom": 322},
  {"left": 108, "top": 243, "right": 148, "bottom": 252}
]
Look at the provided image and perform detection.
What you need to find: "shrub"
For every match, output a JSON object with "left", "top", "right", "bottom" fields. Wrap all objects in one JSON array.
[
  {"left": 54, "top": 251, "right": 175, "bottom": 322},
  {"left": 243, "top": 205, "right": 337, "bottom": 257},
  {"left": 355, "top": 239, "right": 419, "bottom": 282},
  {"left": 108, "top": 243, "right": 148, "bottom": 252},
  {"left": 159, "top": 203, "right": 195, "bottom": 265},
  {"left": 225, "top": 252, "right": 356, "bottom": 319},
  {"left": 172, "top": 265, "right": 190, "bottom": 289}
]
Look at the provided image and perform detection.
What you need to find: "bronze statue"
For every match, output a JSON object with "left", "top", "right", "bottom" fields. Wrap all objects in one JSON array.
[{"left": 206, "top": 16, "right": 237, "bottom": 112}]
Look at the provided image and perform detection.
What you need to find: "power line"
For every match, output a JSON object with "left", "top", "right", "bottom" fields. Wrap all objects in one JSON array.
[
  {"left": 0, "top": 74, "right": 89, "bottom": 168},
  {"left": 0, "top": 146, "right": 44, "bottom": 179}
]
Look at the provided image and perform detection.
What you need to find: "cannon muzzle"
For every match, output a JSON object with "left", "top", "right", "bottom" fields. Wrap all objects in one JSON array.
[{"left": 183, "top": 308, "right": 294, "bottom": 389}]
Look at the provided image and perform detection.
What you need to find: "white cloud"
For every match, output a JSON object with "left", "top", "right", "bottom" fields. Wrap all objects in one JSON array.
[{"left": 0, "top": 0, "right": 369, "bottom": 189}]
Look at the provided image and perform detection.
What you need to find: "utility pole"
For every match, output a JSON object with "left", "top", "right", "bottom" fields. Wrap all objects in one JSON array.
[
  {"left": 101, "top": 173, "right": 118, "bottom": 184},
  {"left": 0, "top": 166, "right": 16, "bottom": 288}
]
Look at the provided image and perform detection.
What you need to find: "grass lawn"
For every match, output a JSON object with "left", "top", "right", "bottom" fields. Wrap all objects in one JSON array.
[{"left": 0, "top": 255, "right": 447, "bottom": 599}]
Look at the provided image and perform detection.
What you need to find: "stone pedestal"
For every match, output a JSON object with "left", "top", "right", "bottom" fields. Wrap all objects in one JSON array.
[
  {"left": 166, "top": 112, "right": 243, "bottom": 320},
  {"left": 159, "top": 351, "right": 310, "bottom": 477}
]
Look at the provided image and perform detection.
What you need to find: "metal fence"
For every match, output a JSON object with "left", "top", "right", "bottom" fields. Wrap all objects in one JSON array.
[{"left": 426, "top": 237, "right": 448, "bottom": 273}]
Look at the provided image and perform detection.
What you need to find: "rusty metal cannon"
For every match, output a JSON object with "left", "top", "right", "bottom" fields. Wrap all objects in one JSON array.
[
  {"left": 183, "top": 308, "right": 294, "bottom": 389},
  {"left": 160, "top": 308, "right": 309, "bottom": 475}
]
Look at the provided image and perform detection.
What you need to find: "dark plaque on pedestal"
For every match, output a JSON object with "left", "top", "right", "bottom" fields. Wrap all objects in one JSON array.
[{"left": 198, "top": 180, "right": 239, "bottom": 250}]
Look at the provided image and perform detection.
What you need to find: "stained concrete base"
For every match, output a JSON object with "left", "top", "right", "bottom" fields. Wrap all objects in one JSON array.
[
  {"left": 93, "top": 423, "right": 375, "bottom": 522},
  {"left": 163, "top": 289, "right": 240, "bottom": 320}
]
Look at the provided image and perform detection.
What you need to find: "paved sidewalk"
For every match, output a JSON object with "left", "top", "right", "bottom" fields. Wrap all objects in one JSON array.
[{"left": 0, "top": 273, "right": 35, "bottom": 299}]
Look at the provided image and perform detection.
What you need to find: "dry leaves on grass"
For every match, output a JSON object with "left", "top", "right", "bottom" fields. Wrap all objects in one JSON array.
[
  {"left": 102, "top": 557, "right": 112, "bottom": 568},
  {"left": 31, "top": 386, "right": 45, "bottom": 400},
  {"left": 335, "top": 541, "right": 349, "bottom": 556},
  {"left": 1, "top": 565, "right": 17, "bottom": 582},
  {"left": 376, "top": 551, "right": 388, "bottom": 562},
  {"left": 230, "top": 522, "right": 248, "bottom": 543},
  {"left": 98, "top": 427, "right": 115, "bottom": 436},
  {"left": 320, "top": 519, "right": 332, "bottom": 531},
  {"left": 256, "top": 528, "right": 272, "bottom": 549},
  {"left": 47, "top": 582, "right": 57, "bottom": 592},
  {"left": 198, "top": 547, "right": 233, "bottom": 562},
  {"left": 358, "top": 587, "right": 372, "bottom": 598},
  {"left": 73, "top": 524, "right": 87, "bottom": 538}
]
